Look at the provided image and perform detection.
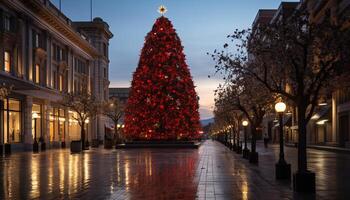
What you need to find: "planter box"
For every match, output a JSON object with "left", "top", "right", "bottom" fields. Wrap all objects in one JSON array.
[
  {"left": 70, "top": 141, "right": 82, "bottom": 153},
  {"left": 91, "top": 139, "right": 100, "bottom": 148},
  {"left": 104, "top": 140, "right": 113, "bottom": 149},
  {"left": 4, "top": 144, "right": 11, "bottom": 155},
  {"left": 41, "top": 142, "right": 46, "bottom": 151}
]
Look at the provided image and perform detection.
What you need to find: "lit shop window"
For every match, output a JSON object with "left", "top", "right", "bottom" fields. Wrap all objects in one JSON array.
[{"left": 2, "top": 98, "right": 21, "bottom": 143}]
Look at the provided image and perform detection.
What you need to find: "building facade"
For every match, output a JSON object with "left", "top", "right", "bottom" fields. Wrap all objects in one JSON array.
[
  {"left": 256, "top": 0, "right": 350, "bottom": 148},
  {"left": 0, "top": 0, "right": 112, "bottom": 152}
]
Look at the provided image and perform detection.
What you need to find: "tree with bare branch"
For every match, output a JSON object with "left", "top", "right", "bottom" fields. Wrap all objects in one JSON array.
[
  {"left": 211, "top": 10, "right": 350, "bottom": 191},
  {"left": 215, "top": 74, "right": 274, "bottom": 163},
  {"left": 60, "top": 89, "right": 99, "bottom": 150},
  {"left": 102, "top": 97, "right": 125, "bottom": 144}
]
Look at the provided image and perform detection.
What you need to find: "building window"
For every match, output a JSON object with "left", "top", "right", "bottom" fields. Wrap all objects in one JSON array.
[
  {"left": 103, "top": 68, "right": 107, "bottom": 78},
  {"left": 4, "top": 51, "right": 11, "bottom": 72},
  {"left": 59, "top": 74, "right": 63, "bottom": 92},
  {"left": 1, "top": 98, "right": 21, "bottom": 143},
  {"left": 34, "top": 32, "right": 40, "bottom": 48},
  {"left": 103, "top": 43, "right": 107, "bottom": 57},
  {"left": 4, "top": 15, "right": 10, "bottom": 31},
  {"left": 35, "top": 64, "right": 40, "bottom": 84},
  {"left": 53, "top": 70, "right": 57, "bottom": 89},
  {"left": 32, "top": 104, "right": 42, "bottom": 141}
]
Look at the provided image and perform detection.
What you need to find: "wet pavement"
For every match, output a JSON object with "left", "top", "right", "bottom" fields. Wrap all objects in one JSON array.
[{"left": 0, "top": 140, "right": 349, "bottom": 200}]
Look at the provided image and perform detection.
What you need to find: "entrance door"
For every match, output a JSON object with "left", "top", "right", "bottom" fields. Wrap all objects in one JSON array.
[{"left": 339, "top": 114, "right": 349, "bottom": 147}]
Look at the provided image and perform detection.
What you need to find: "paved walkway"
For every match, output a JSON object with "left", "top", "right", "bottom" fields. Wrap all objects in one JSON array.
[{"left": 0, "top": 140, "right": 349, "bottom": 199}]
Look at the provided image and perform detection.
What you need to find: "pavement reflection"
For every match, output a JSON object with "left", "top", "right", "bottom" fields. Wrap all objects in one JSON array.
[{"left": 0, "top": 147, "right": 199, "bottom": 199}]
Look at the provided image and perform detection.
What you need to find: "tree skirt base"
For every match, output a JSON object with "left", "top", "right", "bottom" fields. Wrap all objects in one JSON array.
[{"left": 116, "top": 140, "right": 201, "bottom": 149}]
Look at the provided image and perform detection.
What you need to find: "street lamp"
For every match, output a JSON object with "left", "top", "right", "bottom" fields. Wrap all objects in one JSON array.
[
  {"left": 242, "top": 120, "right": 250, "bottom": 159},
  {"left": 32, "top": 112, "right": 39, "bottom": 153},
  {"left": 275, "top": 101, "right": 291, "bottom": 179}
]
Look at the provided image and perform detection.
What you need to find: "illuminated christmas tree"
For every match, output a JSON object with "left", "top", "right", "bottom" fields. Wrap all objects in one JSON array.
[{"left": 124, "top": 7, "right": 201, "bottom": 140}]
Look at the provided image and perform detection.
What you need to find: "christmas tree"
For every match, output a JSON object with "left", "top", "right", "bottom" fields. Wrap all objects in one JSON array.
[{"left": 124, "top": 10, "right": 201, "bottom": 141}]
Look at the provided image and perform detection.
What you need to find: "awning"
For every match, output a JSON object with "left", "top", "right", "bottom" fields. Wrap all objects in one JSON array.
[
  {"left": 273, "top": 115, "right": 292, "bottom": 128},
  {"left": 311, "top": 105, "right": 331, "bottom": 121}
]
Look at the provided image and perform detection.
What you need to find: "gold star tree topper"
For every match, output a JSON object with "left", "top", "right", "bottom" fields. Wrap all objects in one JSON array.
[{"left": 158, "top": 5, "right": 167, "bottom": 15}]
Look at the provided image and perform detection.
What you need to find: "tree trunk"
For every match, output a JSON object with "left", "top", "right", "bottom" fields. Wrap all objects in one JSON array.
[
  {"left": 114, "top": 122, "right": 119, "bottom": 144},
  {"left": 251, "top": 125, "right": 257, "bottom": 153},
  {"left": 297, "top": 102, "right": 307, "bottom": 172},
  {"left": 232, "top": 127, "right": 236, "bottom": 146},
  {"left": 81, "top": 122, "right": 85, "bottom": 150},
  {"left": 237, "top": 124, "right": 240, "bottom": 147}
]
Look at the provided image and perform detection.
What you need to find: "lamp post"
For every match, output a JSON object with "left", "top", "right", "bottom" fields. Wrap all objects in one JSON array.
[
  {"left": 32, "top": 112, "right": 39, "bottom": 153},
  {"left": 242, "top": 120, "right": 250, "bottom": 159},
  {"left": 275, "top": 102, "right": 291, "bottom": 179}
]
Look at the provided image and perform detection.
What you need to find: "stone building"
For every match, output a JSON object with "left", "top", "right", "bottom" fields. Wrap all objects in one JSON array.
[{"left": 0, "top": 0, "right": 113, "bottom": 152}]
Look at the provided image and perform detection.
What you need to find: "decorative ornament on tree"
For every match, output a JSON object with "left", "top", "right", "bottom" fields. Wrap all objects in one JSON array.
[{"left": 124, "top": 6, "right": 201, "bottom": 140}]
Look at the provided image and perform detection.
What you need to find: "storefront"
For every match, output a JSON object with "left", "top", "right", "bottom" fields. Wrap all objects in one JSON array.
[
  {"left": 49, "top": 107, "right": 65, "bottom": 145},
  {"left": 68, "top": 110, "right": 90, "bottom": 142},
  {"left": 1, "top": 98, "right": 22, "bottom": 144}
]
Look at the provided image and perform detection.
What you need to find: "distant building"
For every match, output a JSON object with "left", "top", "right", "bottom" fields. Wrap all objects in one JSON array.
[
  {"left": 0, "top": 0, "right": 112, "bottom": 151},
  {"left": 109, "top": 87, "right": 130, "bottom": 104}
]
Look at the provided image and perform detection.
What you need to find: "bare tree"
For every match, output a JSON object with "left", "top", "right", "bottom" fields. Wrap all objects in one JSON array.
[
  {"left": 102, "top": 97, "right": 124, "bottom": 144},
  {"left": 211, "top": 10, "right": 350, "bottom": 183},
  {"left": 60, "top": 89, "right": 99, "bottom": 150},
  {"left": 215, "top": 74, "right": 274, "bottom": 162}
]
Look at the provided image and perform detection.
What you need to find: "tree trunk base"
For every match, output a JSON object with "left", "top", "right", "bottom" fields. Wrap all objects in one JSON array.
[
  {"left": 236, "top": 145, "right": 242, "bottom": 154},
  {"left": 71, "top": 141, "right": 82, "bottom": 153},
  {"left": 242, "top": 148, "right": 250, "bottom": 159},
  {"left": 275, "top": 162, "right": 291, "bottom": 180},
  {"left": 293, "top": 171, "right": 316, "bottom": 193},
  {"left": 33, "top": 141, "right": 39, "bottom": 153},
  {"left": 249, "top": 152, "right": 259, "bottom": 164}
]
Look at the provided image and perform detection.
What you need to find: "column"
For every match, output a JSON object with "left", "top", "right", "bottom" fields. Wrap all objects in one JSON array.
[
  {"left": 23, "top": 96, "right": 33, "bottom": 144},
  {"left": 44, "top": 101, "right": 51, "bottom": 144},
  {"left": 64, "top": 109, "right": 69, "bottom": 145}
]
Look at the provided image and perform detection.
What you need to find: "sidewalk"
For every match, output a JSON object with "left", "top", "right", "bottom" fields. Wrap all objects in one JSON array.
[
  {"left": 231, "top": 140, "right": 350, "bottom": 200},
  {"left": 285, "top": 142, "right": 350, "bottom": 154}
]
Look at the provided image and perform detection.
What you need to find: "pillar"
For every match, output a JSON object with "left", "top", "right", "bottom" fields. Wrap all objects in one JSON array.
[
  {"left": 23, "top": 96, "right": 33, "bottom": 144},
  {"left": 44, "top": 102, "right": 51, "bottom": 144}
]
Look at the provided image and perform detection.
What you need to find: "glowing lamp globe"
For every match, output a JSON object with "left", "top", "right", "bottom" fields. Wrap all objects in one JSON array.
[
  {"left": 275, "top": 102, "right": 286, "bottom": 113},
  {"left": 242, "top": 120, "right": 249, "bottom": 127},
  {"left": 32, "top": 112, "right": 39, "bottom": 119}
]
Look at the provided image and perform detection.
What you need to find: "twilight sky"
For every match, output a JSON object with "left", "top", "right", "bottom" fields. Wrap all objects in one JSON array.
[{"left": 51, "top": 0, "right": 296, "bottom": 119}]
